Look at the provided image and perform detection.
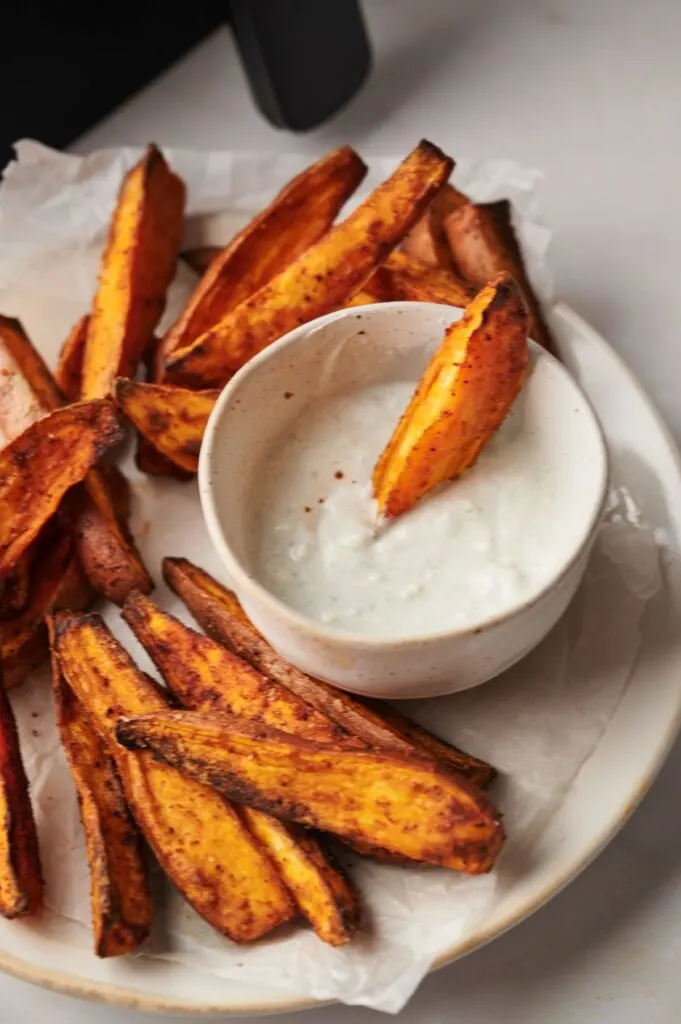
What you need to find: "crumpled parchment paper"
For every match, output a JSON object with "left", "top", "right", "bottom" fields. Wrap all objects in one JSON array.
[{"left": 0, "top": 141, "right": 660, "bottom": 1013}]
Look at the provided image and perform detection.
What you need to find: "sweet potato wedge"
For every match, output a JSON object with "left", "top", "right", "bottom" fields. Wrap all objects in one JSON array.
[
  {"left": 0, "top": 401, "right": 122, "bottom": 578},
  {"left": 375, "top": 250, "right": 472, "bottom": 307},
  {"left": 51, "top": 612, "right": 295, "bottom": 942},
  {"left": 116, "top": 711, "right": 504, "bottom": 873},
  {"left": 0, "top": 671, "right": 43, "bottom": 917},
  {"left": 159, "top": 147, "right": 367, "bottom": 373},
  {"left": 135, "top": 342, "right": 194, "bottom": 480},
  {"left": 0, "top": 550, "right": 32, "bottom": 620},
  {"left": 122, "top": 594, "right": 361, "bottom": 945},
  {"left": 444, "top": 199, "right": 556, "bottom": 354},
  {"left": 50, "top": 623, "right": 152, "bottom": 957},
  {"left": 401, "top": 184, "right": 469, "bottom": 269},
  {"left": 55, "top": 314, "right": 89, "bottom": 402},
  {"left": 66, "top": 470, "right": 153, "bottom": 606},
  {"left": 165, "top": 141, "right": 454, "bottom": 388},
  {"left": 82, "top": 145, "right": 186, "bottom": 400},
  {"left": 114, "top": 379, "right": 218, "bottom": 474},
  {"left": 162, "top": 557, "right": 496, "bottom": 788},
  {"left": 373, "top": 274, "right": 530, "bottom": 519},
  {"left": 122, "top": 594, "right": 357, "bottom": 747},
  {"left": 0, "top": 319, "right": 151, "bottom": 603},
  {"left": 1, "top": 529, "right": 92, "bottom": 689},
  {"left": 0, "top": 315, "right": 64, "bottom": 417}
]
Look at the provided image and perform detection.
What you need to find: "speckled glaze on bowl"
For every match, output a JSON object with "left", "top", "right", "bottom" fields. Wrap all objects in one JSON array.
[{"left": 199, "top": 302, "right": 608, "bottom": 699}]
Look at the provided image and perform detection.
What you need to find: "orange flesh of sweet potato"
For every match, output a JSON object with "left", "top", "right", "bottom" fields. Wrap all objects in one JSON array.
[
  {"left": 159, "top": 146, "right": 367, "bottom": 374},
  {"left": 55, "top": 314, "right": 89, "bottom": 401},
  {"left": 444, "top": 200, "right": 556, "bottom": 354},
  {"left": 401, "top": 184, "right": 469, "bottom": 269},
  {"left": 0, "top": 401, "right": 122, "bottom": 578},
  {"left": 122, "top": 594, "right": 359, "bottom": 747},
  {"left": 373, "top": 274, "right": 530, "bottom": 519},
  {"left": 376, "top": 250, "right": 472, "bottom": 307},
  {"left": 82, "top": 144, "right": 185, "bottom": 400},
  {"left": 50, "top": 622, "right": 152, "bottom": 957},
  {"left": 114, "top": 379, "right": 218, "bottom": 474},
  {"left": 51, "top": 612, "right": 295, "bottom": 942},
  {"left": 122, "top": 595, "right": 362, "bottom": 944},
  {"left": 116, "top": 711, "right": 504, "bottom": 873},
  {"left": 0, "top": 319, "right": 152, "bottom": 603},
  {"left": 165, "top": 140, "right": 454, "bottom": 388},
  {"left": 0, "top": 674, "right": 43, "bottom": 917},
  {"left": 161, "top": 557, "right": 496, "bottom": 788},
  {"left": 135, "top": 341, "right": 194, "bottom": 480}
]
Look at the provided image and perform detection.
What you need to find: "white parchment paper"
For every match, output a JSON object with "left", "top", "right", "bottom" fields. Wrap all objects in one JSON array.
[{"left": 0, "top": 142, "right": 660, "bottom": 1013}]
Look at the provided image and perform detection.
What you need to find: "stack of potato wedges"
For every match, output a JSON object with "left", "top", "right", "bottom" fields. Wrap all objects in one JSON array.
[{"left": 0, "top": 137, "right": 551, "bottom": 955}]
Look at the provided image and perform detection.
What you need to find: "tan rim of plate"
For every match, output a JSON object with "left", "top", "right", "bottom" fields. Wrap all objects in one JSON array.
[{"left": 2, "top": 303, "right": 681, "bottom": 1016}]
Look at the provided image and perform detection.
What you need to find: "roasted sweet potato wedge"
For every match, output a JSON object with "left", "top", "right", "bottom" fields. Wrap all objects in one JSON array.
[
  {"left": 114, "top": 379, "right": 218, "bottom": 474},
  {"left": 122, "top": 594, "right": 357, "bottom": 747},
  {"left": 0, "top": 550, "right": 32, "bottom": 620},
  {"left": 134, "top": 344, "right": 194, "bottom": 479},
  {"left": 0, "top": 672, "right": 43, "bottom": 917},
  {"left": 121, "top": 594, "right": 361, "bottom": 945},
  {"left": 50, "top": 622, "right": 152, "bottom": 957},
  {"left": 402, "top": 184, "right": 469, "bottom": 269},
  {"left": 1, "top": 529, "right": 92, "bottom": 689},
  {"left": 116, "top": 712, "right": 504, "bottom": 873},
  {"left": 444, "top": 199, "right": 556, "bottom": 354},
  {"left": 0, "top": 315, "right": 64, "bottom": 417},
  {"left": 373, "top": 274, "right": 530, "bottom": 519},
  {"left": 51, "top": 612, "right": 295, "bottom": 942},
  {"left": 0, "top": 401, "right": 122, "bottom": 578},
  {"left": 66, "top": 470, "right": 153, "bottom": 606},
  {"left": 165, "top": 141, "right": 454, "bottom": 387},
  {"left": 159, "top": 147, "right": 367, "bottom": 373},
  {"left": 375, "top": 250, "right": 472, "bottom": 307},
  {"left": 0, "top": 320, "right": 151, "bottom": 603},
  {"left": 162, "top": 557, "right": 496, "bottom": 788},
  {"left": 82, "top": 145, "right": 185, "bottom": 400},
  {"left": 242, "top": 813, "right": 360, "bottom": 945},
  {"left": 55, "top": 314, "right": 89, "bottom": 401}
]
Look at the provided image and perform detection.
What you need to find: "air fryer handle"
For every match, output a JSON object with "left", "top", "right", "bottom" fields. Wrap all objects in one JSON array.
[{"left": 229, "top": 0, "right": 371, "bottom": 131}]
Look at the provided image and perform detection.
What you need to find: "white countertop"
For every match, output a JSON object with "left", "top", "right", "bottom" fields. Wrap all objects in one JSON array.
[{"left": 5, "top": 0, "right": 681, "bottom": 1020}]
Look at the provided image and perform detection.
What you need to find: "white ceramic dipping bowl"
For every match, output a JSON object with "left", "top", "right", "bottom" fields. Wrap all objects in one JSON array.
[{"left": 199, "top": 302, "right": 608, "bottom": 699}]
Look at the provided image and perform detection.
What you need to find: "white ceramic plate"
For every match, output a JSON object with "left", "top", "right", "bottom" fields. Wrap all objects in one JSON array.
[{"left": 1, "top": 302, "right": 680, "bottom": 1015}]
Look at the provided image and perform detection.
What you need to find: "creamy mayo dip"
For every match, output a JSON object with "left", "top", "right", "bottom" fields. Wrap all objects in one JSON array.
[{"left": 250, "top": 377, "right": 577, "bottom": 638}]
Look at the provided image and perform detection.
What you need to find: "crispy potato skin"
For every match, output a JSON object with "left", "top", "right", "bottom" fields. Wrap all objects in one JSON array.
[
  {"left": 116, "top": 711, "right": 504, "bottom": 873},
  {"left": 50, "top": 627, "right": 152, "bottom": 957},
  {"left": 66, "top": 471, "right": 153, "bottom": 606},
  {"left": 165, "top": 140, "right": 454, "bottom": 388},
  {"left": 82, "top": 145, "right": 186, "bottom": 400},
  {"left": 0, "top": 673, "right": 43, "bottom": 917},
  {"left": 0, "top": 320, "right": 151, "bottom": 604},
  {"left": 373, "top": 274, "right": 530, "bottom": 518},
  {"left": 51, "top": 612, "right": 295, "bottom": 942},
  {"left": 135, "top": 342, "right": 194, "bottom": 479},
  {"left": 401, "top": 185, "right": 468, "bottom": 269},
  {"left": 162, "top": 557, "right": 495, "bottom": 787},
  {"left": 0, "top": 550, "right": 32, "bottom": 620},
  {"left": 0, "top": 401, "right": 122, "bottom": 578},
  {"left": 159, "top": 147, "right": 367, "bottom": 372},
  {"left": 114, "top": 379, "right": 218, "bottom": 474},
  {"left": 55, "top": 314, "right": 89, "bottom": 402},
  {"left": 444, "top": 200, "right": 556, "bottom": 354},
  {"left": 121, "top": 593, "right": 362, "bottom": 945}
]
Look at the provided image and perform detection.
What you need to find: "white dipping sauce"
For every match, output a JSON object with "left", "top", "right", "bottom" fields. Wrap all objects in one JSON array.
[{"left": 251, "top": 377, "right": 575, "bottom": 638}]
